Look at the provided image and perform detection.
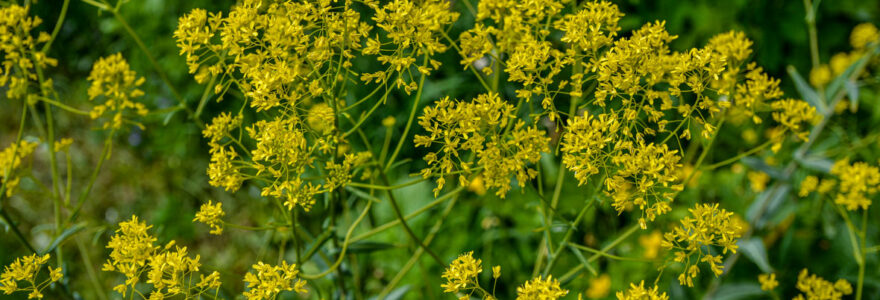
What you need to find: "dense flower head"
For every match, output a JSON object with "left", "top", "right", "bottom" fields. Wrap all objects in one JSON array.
[
  {"left": 770, "top": 98, "right": 819, "bottom": 142},
  {"left": 794, "top": 269, "right": 852, "bottom": 300},
  {"left": 615, "top": 281, "right": 668, "bottom": 300},
  {"left": 515, "top": 275, "right": 568, "bottom": 300},
  {"left": 830, "top": 159, "right": 880, "bottom": 210},
  {"left": 555, "top": 1, "right": 623, "bottom": 52},
  {"left": 0, "top": 254, "right": 62, "bottom": 299},
  {"left": 0, "top": 140, "right": 38, "bottom": 197},
  {"left": 87, "top": 53, "right": 148, "bottom": 130},
  {"left": 607, "top": 141, "right": 683, "bottom": 229},
  {"left": 0, "top": 4, "right": 57, "bottom": 100},
  {"left": 758, "top": 273, "right": 778, "bottom": 291},
  {"left": 662, "top": 203, "right": 742, "bottom": 287},
  {"left": 850, "top": 22, "right": 879, "bottom": 49},
  {"left": 193, "top": 200, "right": 225, "bottom": 235},
  {"left": 103, "top": 216, "right": 221, "bottom": 298},
  {"left": 441, "top": 251, "right": 482, "bottom": 293},
  {"left": 242, "top": 261, "right": 307, "bottom": 300},
  {"left": 561, "top": 112, "right": 620, "bottom": 185},
  {"left": 415, "top": 93, "right": 549, "bottom": 196}
]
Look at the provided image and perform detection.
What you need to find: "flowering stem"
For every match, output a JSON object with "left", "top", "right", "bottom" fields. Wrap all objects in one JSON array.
[
  {"left": 301, "top": 199, "right": 373, "bottom": 279},
  {"left": 379, "top": 171, "right": 445, "bottom": 265},
  {"left": 386, "top": 54, "right": 429, "bottom": 171}
]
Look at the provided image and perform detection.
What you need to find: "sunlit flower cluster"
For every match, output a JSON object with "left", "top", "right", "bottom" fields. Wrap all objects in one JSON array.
[
  {"left": 615, "top": 281, "right": 668, "bottom": 300},
  {"left": 415, "top": 92, "right": 549, "bottom": 196},
  {"left": 441, "top": 251, "right": 482, "bottom": 294},
  {"left": 0, "top": 4, "right": 57, "bottom": 100},
  {"left": 662, "top": 203, "right": 742, "bottom": 286},
  {"left": 87, "top": 53, "right": 148, "bottom": 130},
  {"left": 515, "top": 275, "right": 568, "bottom": 300},
  {"left": 103, "top": 216, "right": 221, "bottom": 299},
  {"left": 793, "top": 269, "right": 852, "bottom": 300},
  {"left": 242, "top": 261, "right": 307, "bottom": 300},
  {"left": 0, "top": 254, "right": 63, "bottom": 299},
  {"left": 0, "top": 140, "right": 38, "bottom": 197}
]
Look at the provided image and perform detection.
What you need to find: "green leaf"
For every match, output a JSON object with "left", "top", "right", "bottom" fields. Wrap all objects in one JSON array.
[
  {"left": 845, "top": 80, "right": 859, "bottom": 111},
  {"left": 826, "top": 54, "right": 869, "bottom": 101},
  {"left": 787, "top": 65, "right": 825, "bottom": 115},
  {"left": 795, "top": 155, "right": 833, "bottom": 173},
  {"left": 741, "top": 157, "right": 785, "bottom": 179},
  {"left": 747, "top": 183, "right": 791, "bottom": 229},
  {"left": 567, "top": 244, "right": 598, "bottom": 277},
  {"left": 713, "top": 283, "right": 766, "bottom": 300},
  {"left": 370, "top": 285, "right": 410, "bottom": 300},
  {"left": 42, "top": 223, "right": 87, "bottom": 254},
  {"left": 739, "top": 238, "right": 773, "bottom": 273}
]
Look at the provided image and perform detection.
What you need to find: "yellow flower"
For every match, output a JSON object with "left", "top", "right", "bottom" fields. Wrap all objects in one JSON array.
[
  {"left": 492, "top": 265, "right": 501, "bottom": 279},
  {"left": 1, "top": 254, "right": 62, "bottom": 299},
  {"left": 243, "top": 261, "right": 307, "bottom": 300},
  {"left": 585, "top": 274, "right": 611, "bottom": 299},
  {"left": 87, "top": 53, "right": 148, "bottom": 130},
  {"left": 770, "top": 98, "right": 819, "bottom": 142},
  {"left": 103, "top": 215, "right": 158, "bottom": 296},
  {"left": 616, "top": 281, "right": 668, "bottom": 300},
  {"left": 747, "top": 171, "right": 770, "bottom": 192},
  {"left": 194, "top": 200, "right": 225, "bottom": 235},
  {"left": 0, "top": 4, "right": 57, "bottom": 100},
  {"left": 638, "top": 230, "right": 664, "bottom": 259},
  {"left": 830, "top": 159, "right": 880, "bottom": 210},
  {"left": 809, "top": 64, "right": 832, "bottom": 87},
  {"left": 607, "top": 141, "right": 683, "bottom": 229},
  {"left": 662, "top": 203, "right": 742, "bottom": 287},
  {"left": 555, "top": 1, "right": 623, "bottom": 51},
  {"left": 799, "top": 175, "right": 819, "bottom": 197},
  {"left": 758, "top": 273, "right": 778, "bottom": 291},
  {"left": 516, "top": 275, "right": 568, "bottom": 300},
  {"left": 850, "top": 23, "right": 879, "bottom": 49},
  {"left": 441, "top": 251, "right": 482, "bottom": 293},
  {"left": 415, "top": 93, "right": 548, "bottom": 196},
  {"left": 794, "top": 269, "right": 852, "bottom": 300},
  {"left": 0, "top": 140, "right": 39, "bottom": 197}
]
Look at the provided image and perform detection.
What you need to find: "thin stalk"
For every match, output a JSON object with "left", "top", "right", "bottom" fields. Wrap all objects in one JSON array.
[
  {"left": 378, "top": 196, "right": 459, "bottom": 298},
  {"left": 385, "top": 55, "right": 429, "bottom": 171},
  {"left": 559, "top": 224, "right": 640, "bottom": 282}
]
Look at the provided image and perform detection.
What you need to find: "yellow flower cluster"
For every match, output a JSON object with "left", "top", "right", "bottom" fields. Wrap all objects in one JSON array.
[
  {"left": 0, "top": 4, "right": 57, "bottom": 100},
  {"left": 758, "top": 273, "right": 778, "bottom": 291},
  {"left": 0, "top": 254, "right": 63, "bottom": 299},
  {"left": 87, "top": 53, "right": 148, "bottom": 130},
  {"left": 441, "top": 251, "right": 482, "bottom": 294},
  {"left": 193, "top": 200, "right": 225, "bottom": 235},
  {"left": 0, "top": 140, "right": 38, "bottom": 197},
  {"left": 770, "top": 98, "right": 819, "bottom": 142},
  {"left": 102, "top": 216, "right": 221, "bottom": 299},
  {"left": 793, "top": 269, "right": 852, "bottom": 300},
  {"left": 561, "top": 112, "right": 620, "bottom": 185},
  {"left": 179, "top": 0, "right": 377, "bottom": 214},
  {"left": 415, "top": 93, "right": 549, "bottom": 196},
  {"left": 615, "top": 281, "right": 668, "bottom": 300},
  {"left": 242, "top": 261, "right": 307, "bottom": 300},
  {"left": 830, "top": 159, "right": 880, "bottom": 210},
  {"left": 515, "top": 275, "right": 568, "bottom": 300},
  {"left": 850, "top": 22, "right": 879, "bottom": 50},
  {"left": 661, "top": 203, "right": 742, "bottom": 287},
  {"left": 362, "top": 0, "right": 458, "bottom": 92},
  {"left": 607, "top": 141, "right": 683, "bottom": 229}
]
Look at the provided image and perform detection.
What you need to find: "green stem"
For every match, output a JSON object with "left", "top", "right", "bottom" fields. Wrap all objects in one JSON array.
[
  {"left": 559, "top": 224, "right": 640, "bottom": 282},
  {"left": 42, "top": 0, "right": 70, "bottom": 52},
  {"left": 351, "top": 186, "right": 463, "bottom": 243},
  {"left": 385, "top": 55, "right": 429, "bottom": 171}
]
